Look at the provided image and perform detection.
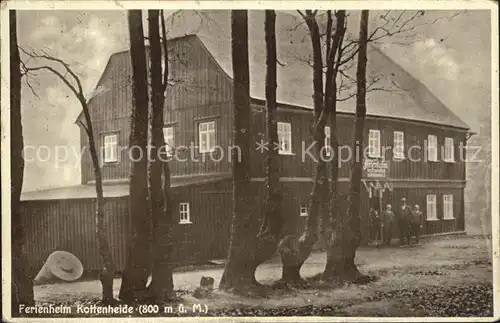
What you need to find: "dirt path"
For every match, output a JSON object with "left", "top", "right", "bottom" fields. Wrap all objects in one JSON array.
[{"left": 32, "top": 235, "right": 493, "bottom": 317}]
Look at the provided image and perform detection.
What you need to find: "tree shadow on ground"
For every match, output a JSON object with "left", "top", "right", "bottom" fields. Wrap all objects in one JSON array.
[{"left": 261, "top": 273, "right": 380, "bottom": 295}]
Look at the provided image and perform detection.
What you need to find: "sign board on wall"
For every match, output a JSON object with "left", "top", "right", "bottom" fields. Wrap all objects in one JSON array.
[{"left": 363, "top": 159, "right": 389, "bottom": 178}]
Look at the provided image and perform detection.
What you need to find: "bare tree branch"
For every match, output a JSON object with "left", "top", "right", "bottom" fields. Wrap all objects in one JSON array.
[
  {"left": 24, "top": 77, "right": 41, "bottom": 100},
  {"left": 19, "top": 46, "right": 85, "bottom": 101},
  {"left": 339, "top": 69, "right": 356, "bottom": 83},
  {"left": 29, "top": 48, "right": 84, "bottom": 96},
  {"left": 368, "top": 10, "right": 461, "bottom": 42},
  {"left": 77, "top": 119, "right": 90, "bottom": 135},
  {"left": 294, "top": 10, "right": 465, "bottom": 83},
  {"left": 160, "top": 9, "right": 169, "bottom": 93},
  {"left": 391, "top": 11, "right": 406, "bottom": 29},
  {"left": 19, "top": 59, "right": 42, "bottom": 99},
  {"left": 391, "top": 79, "right": 412, "bottom": 91},
  {"left": 326, "top": 10, "right": 333, "bottom": 56},
  {"left": 337, "top": 76, "right": 395, "bottom": 101},
  {"left": 23, "top": 65, "right": 80, "bottom": 98},
  {"left": 277, "top": 59, "right": 287, "bottom": 67},
  {"left": 297, "top": 10, "right": 306, "bottom": 20}
]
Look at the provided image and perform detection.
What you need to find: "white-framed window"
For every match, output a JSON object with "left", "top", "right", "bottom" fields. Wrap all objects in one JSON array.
[
  {"left": 393, "top": 131, "right": 405, "bottom": 159},
  {"left": 368, "top": 129, "right": 381, "bottom": 158},
  {"left": 103, "top": 133, "right": 118, "bottom": 163},
  {"left": 163, "top": 126, "right": 175, "bottom": 156},
  {"left": 427, "top": 134, "right": 438, "bottom": 162},
  {"left": 198, "top": 121, "right": 216, "bottom": 153},
  {"left": 444, "top": 137, "right": 455, "bottom": 163},
  {"left": 179, "top": 203, "right": 191, "bottom": 224},
  {"left": 426, "top": 194, "right": 438, "bottom": 220},
  {"left": 443, "top": 195, "right": 454, "bottom": 219},
  {"left": 300, "top": 203, "right": 308, "bottom": 217},
  {"left": 324, "top": 126, "right": 331, "bottom": 157},
  {"left": 278, "top": 122, "right": 292, "bottom": 154}
]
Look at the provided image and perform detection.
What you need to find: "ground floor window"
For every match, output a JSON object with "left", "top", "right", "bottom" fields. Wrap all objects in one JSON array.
[
  {"left": 179, "top": 203, "right": 191, "bottom": 224},
  {"left": 300, "top": 203, "right": 308, "bottom": 217},
  {"left": 426, "top": 194, "right": 437, "bottom": 220},
  {"left": 443, "top": 194, "right": 454, "bottom": 219}
]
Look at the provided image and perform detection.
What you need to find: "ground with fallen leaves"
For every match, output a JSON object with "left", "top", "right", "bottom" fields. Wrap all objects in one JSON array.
[{"left": 26, "top": 235, "right": 493, "bottom": 318}]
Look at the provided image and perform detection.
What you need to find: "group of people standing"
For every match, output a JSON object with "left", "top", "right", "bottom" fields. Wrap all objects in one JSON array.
[{"left": 370, "top": 197, "right": 425, "bottom": 246}]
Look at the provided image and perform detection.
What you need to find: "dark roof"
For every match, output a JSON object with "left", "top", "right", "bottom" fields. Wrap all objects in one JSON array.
[
  {"left": 80, "top": 10, "right": 468, "bottom": 130},
  {"left": 162, "top": 10, "right": 468, "bottom": 129},
  {"left": 21, "top": 173, "right": 231, "bottom": 201}
]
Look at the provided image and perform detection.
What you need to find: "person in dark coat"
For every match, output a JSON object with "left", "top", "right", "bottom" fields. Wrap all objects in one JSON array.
[
  {"left": 397, "top": 197, "right": 413, "bottom": 245},
  {"left": 369, "top": 208, "right": 382, "bottom": 243},
  {"left": 409, "top": 204, "right": 424, "bottom": 244},
  {"left": 381, "top": 204, "right": 395, "bottom": 245}
]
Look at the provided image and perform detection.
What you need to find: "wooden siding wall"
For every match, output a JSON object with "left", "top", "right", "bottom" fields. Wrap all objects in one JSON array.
[
  {"left": 80, "top": 34, "right": 466, "bottom": 185},
  {"left": 81, "top": 118, "right": 131, "bottom": 183},
  {"left": 164, "top": 36, "right": 233, "bottom": 111},
  {"left": 21, "top": 197, "right": 130, "bottom": 276},
  {"left": 169, "top": 179, "right": 233, "bottom": 264},
  {"left": 80, "top": 46, "right": 135, "bottom": 183},
  {"left": 276, "top": 182, "right": 371, "bottom": 244},
  {"left": 80, "top": 35, "right": 234, "bottom": 183},
  {"left": 164, "top": 100, "right": 234, "bottom": 176},
  {"left": 21, "top": 180, "right": 464, "bottom": 273},
  {"left": 387, "top": 186, "right": 465, "bottom": 235},
  {"left": 20, "top": 180, "right": 235, "bottom": 273},
  {"left": 250, "top": 108, "right": 467, "bottom": 182},
  {"left": 255, "top": 182, "right": 464, "bottom": 245},
  {"left": 164, "top": 36, "right": 234, "bottom": 177}
]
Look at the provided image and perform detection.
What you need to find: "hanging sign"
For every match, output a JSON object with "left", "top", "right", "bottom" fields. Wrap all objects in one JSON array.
[{"left": 363, "top": 159, "right": 388, "bottom": 178}]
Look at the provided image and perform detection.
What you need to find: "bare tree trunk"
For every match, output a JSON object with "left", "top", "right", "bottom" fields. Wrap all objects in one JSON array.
[
  {"left": 160, "top": 10, "right": 176, "bottom": 298},
  {"left": 254, "top": 9, "right": 285, "bottom": 266},
  {"left": 221, "top": 11, "right": 286, "bottom": 292},
  {"left": 321, "top": 10, "right": 344, "bottom": 242},
  {"left": 76, "top": 60, "right": 115, "bottom": 305},
  {"left": 84, "top": 101, "right": 115, "bottom": 303},
  {"left": 10, "top": 10, "right": 35, "bottom": 315},
  {"left": 147, "top": 9, "right": 174, "bottom": 303},
  {"left": 120, "top": 10, "right": 152, "bottom": 303},
  {"left": 219, "top": 10, "right": 259, "bottom": 292},
  {"left": 324, "top": 10, "right": 371, "bottom": 282},
  {"left": 279, "top": 10, "right": 327, "bottom": 285},
  {"left": 319, "top": 11, "right": 354, "bottom": 282},
  {"left": 17, "top": 24, "right": 116, "bottom": 304}
]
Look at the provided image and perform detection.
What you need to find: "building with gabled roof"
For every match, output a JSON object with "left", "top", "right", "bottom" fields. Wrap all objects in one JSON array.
[{"left": 21, "top": 10, "right": 470, "bottom": 274}]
